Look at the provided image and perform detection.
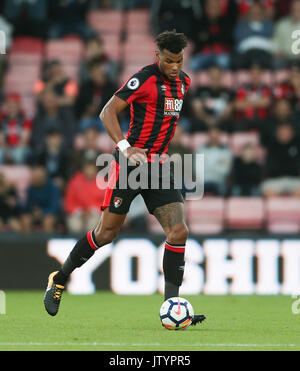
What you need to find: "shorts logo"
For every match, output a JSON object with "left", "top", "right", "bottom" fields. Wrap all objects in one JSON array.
[
  {"left": 164, "top": 98, "right": 183, "bottom": 116},
  {"left": 127, "top": 78, "right": 140, "bottom": 90},
  {"left": 114, "top": 197, "right": 123, "bottom": 208}
]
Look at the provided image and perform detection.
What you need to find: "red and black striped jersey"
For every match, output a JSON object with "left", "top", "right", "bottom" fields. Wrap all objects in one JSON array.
[{"left": 115, "top": 61, "right": 191, "bottom": 158}]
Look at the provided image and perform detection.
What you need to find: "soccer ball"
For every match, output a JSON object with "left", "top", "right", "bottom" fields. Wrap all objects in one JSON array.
[{"left": 159, "top": 297, "right": 194, "bottom": 330}]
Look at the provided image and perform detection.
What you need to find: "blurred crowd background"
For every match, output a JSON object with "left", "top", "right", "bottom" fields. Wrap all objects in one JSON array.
[{"left": 0, "top": 0, "right": 300, "bottom": 236}]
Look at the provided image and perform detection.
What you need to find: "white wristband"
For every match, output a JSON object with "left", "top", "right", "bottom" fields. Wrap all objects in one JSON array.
[{"left": 117, "top": 139, "right": 131, "bottom": 153}]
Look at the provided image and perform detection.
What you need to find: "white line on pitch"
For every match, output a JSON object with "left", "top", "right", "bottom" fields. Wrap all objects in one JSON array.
[{"left": 0, "top": 343, "right": 297, "bottom": 348}]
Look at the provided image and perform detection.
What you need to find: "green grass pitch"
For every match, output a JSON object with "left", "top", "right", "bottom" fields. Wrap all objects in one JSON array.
[{"left": 0, "top": 291, "right": 299, "bottom": 351}]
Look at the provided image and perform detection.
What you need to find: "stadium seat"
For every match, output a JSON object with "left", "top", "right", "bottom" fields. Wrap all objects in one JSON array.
[
  {"left": 191, "top": 132, "right": 229, "bottom": 152},
  {"left": 97, "top": 133, "right": 115, "bottom": 154},
  {"left": 9, "top": 37, "right": 44, "bottom": 54},
  {"left": 193, "top": 71, "right": 234, "bottom": 88},
  {"left": 180, "top": 133, "right": 192, "bottom": 148},
  {"left": 4, "top": 78, "right": 35, "bottom": 95},
  {"left": 63, "top": 64, "right": 79, "bottom": 81},
  {"left": 191, "top": 133, "right": 208, "bottom": 152},
  {"left": 126, "top": 9, "right": 150, "bottom": 33},
  {"left": 45, "top": 39, "right": 84, "bottom": 64},
  {"left": 8, "top": 53, "right": 42, "bottom": 66},
  {"left": 266, "top": 197, "right": 300, "bottom": 234},
  {"left": 274, "top": 69, "right": 289, "bottom": 84},
  {"left": 73, "top": 133, "right": 114, "bottom": 154},
  {"left": 20, "top": 95, "right": 37, "bottom": 118},
  {"left": 0, "top": 166, "right": 32, "bottom": 202},
  {"left": 101, "top": 33, "right": 121, "bottom": 60},
  {"left": 236, "top": 70, "right": 273, "bottom": 86},
  {"left": 185, "top": 197, "right": 225, "bottom": 234},
  {"left": 123, "top": 42, "right": 156, "bottom": 65},
  {"left": 226, "top": 197, "right": 265, "bottom": 229},
  {"left": 87, "top": 10, "right": 123, "bottom": 34},
  {"left": 230, "top": 132, "right": 260, "bottom": 156}
]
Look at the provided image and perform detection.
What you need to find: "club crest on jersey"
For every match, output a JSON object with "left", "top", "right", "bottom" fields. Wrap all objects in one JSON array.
[
  {"left": 127, "top": 77, "right": 140, "bottom": 90},
  {"left": 164, "top": 98, "right": 183, "bottom": 117},
  {"left": 114, "top": 197, "right": 123, "bottom": 208}
]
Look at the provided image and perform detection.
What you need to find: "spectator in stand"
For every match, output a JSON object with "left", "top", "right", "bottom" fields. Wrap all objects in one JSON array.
[
  {"left": 71, "top": 126, "right": 102, "bottom": 174},
  {"left": 64, "top": 160, "right": 106, "bottom": 233},
  {"left": 261, "top": 123, "right": 300, "bottom": 197},
  {"left": 33, "top": 60, "right": 79, "bottom": 109},
  {"left": 4, "top": 0, "right": 48, "bottom": 39},
  {"left": 234, "top": 62, "right": 272, "bottom": 131},
  {"left": 31, "top": 89, "right": 78, "bottom": 153},
  {"left": 0, "top": 172, "right": 21, "bottom": 232},
  {"left": 236, "top": 0, "right": 275, "bottom": 19},
  {"left": 272, "top": 0, "right": 300, "bottom": 68},
  {"left": 261, "top": 98, "right": 299, "bottom": 145},
  {"left": 21, "top": 165, "right": 61, "bottom": 234},
  {"left": 48, "top": 0, "right": 96, "bottom": 41},
  {"left": 75, "top": 58, "right": 117, "bottom": 131},
  {"left": 189, "top": 0, "right": 234, "bottom": 71},
  {"left": 32, "top": 128, "right": 70, "bottom": 190},
  {"left": 0, "top": 93, "right": 32, "bottom": 164},
  {"left": 273, "top": 60, "right": 300, "bottom": 116},
  {"left": 274, "top": 0, "right": 294, "bottom": 19},
  {"left": 231, "top": 143, "right": 262, "bottom": 196},
  {"left": 215, "top": 0, "right": 239, "bottom": 20},
  {"left": 79, "top": 37, "right": 118, "bottom": 84},
  {"left": 190, "top": 64, "right": 234, "bottom": 132},
  {"left": 196, "top": 127, "right": 232, "bottom": 196},
  {"left": 233, "top": 2, "right": 274, "bottom": 69},
  {"left": 151, "top": 0, "right": 202, "bottom": 39}
]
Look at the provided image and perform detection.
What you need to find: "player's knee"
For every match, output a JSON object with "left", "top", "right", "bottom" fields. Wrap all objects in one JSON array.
[{"left": 167, "top": 223, "right": 189, "bottom": 245}]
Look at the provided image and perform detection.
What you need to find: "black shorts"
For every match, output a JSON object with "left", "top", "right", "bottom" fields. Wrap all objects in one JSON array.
[{"left": 101, "top": 150, "right": 183, "bottom": 215}]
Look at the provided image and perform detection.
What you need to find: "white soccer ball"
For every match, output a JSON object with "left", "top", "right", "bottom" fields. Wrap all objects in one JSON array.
[{"left": 159, "top": 297, "right": 194, "bottom": 330}]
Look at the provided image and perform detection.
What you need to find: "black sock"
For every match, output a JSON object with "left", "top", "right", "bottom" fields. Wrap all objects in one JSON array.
[
  {"left": 163, "top": 241, "right": 185, "bottom": 300},
  {"left": 165, "top": 281, "right": 180, "bottom": 300},
  {"left": 53, "top": 231, "right": 99, "bottom": 285}
]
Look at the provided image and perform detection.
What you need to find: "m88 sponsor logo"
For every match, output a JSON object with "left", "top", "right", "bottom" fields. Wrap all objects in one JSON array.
[{"left": 164, "top": 98, "right": 183, "bottom": 116}]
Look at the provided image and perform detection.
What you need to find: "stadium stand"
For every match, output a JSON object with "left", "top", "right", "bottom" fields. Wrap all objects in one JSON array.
[
  {"left": 266, "top": 197, "right": 300, "bottom": 234},
  {"left": 226, "top": 197, "right": 265, "bottom": 230},
  {"left": 185, "top": 198, "right": 225, "bottom": 235},
  {"left": 1, "top": 2, "right": 300, "bottom": 235}
]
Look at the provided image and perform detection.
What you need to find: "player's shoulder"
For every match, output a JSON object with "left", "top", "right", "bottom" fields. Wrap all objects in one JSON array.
[
  {"left": 179, "top": 70, "right": 191, "bottom": 84},
  {"left": 131, "top": 63, "right": 157, "bottom": 80},
  {"left": 126, "top": 64, "right": 157, "bottom": 90}
]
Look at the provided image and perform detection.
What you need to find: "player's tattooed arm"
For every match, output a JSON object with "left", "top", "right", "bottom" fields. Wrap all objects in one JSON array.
[{"left": 153, "top": 202, "right": 186, "bottom": 229}]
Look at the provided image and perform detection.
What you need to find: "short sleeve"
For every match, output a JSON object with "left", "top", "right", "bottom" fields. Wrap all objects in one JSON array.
[{"left": 114, "top": 70, "right": 152, "bottom": 105}]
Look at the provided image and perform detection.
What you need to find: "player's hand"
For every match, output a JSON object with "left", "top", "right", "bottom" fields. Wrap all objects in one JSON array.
[{"left": 124, "top": 147, "right": 148, "bottom": 165}]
